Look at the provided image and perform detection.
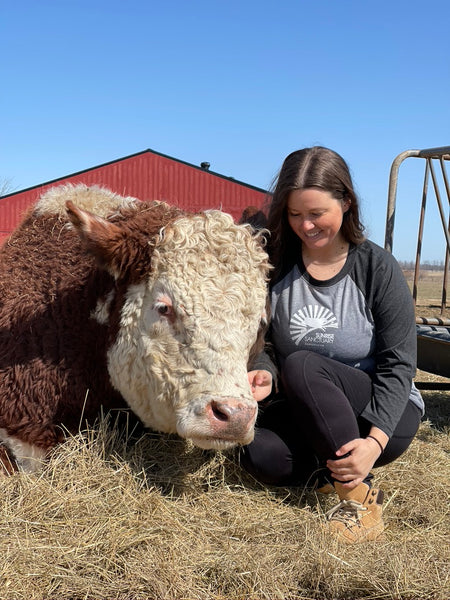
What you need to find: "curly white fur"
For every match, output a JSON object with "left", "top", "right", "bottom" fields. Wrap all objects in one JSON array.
[
  {"left": 34, "top": 183, "right": 138, "bottom": 217},
  {"left": 108, "top": 210, "right": 269, "bottom": 449}
]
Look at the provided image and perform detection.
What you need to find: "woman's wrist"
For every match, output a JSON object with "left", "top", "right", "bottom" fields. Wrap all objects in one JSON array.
[
  {"left": 366, "top": 435, "right": 384, "bottom": 455},
  {"left": 367, "top": 426, "right": 389, "bottom": 454}
]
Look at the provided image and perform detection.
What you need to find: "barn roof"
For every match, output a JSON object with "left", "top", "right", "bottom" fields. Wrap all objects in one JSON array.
[{"left": 0, "top": 148, "right": 269, "bottom": 242}]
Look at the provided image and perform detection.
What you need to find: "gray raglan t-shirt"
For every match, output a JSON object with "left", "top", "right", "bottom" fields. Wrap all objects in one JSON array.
[{"left": 270, "top": 240, "right": 424, "bottom": 438}]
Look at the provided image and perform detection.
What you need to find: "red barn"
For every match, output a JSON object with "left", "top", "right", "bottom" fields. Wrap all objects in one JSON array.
[{"left": 0, "top": 148, "right": 268, "bottom": 245}]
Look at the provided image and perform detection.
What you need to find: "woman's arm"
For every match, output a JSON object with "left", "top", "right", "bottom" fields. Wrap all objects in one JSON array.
[
  {"left": 360, "top": 250, "right": 418, "bottom": 438},
  {"left": 327, "top": 248, "right": 418, "bottom": 488}
]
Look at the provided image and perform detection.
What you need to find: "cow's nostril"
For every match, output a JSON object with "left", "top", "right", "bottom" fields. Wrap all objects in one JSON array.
[{"left": 210, "top": 400, "right": 230, "bottom": 422}]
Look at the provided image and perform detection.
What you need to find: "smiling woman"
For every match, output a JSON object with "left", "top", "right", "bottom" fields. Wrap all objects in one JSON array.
[
  {"left": 242, "top": 146, "right": 424, "bottom": 545},
  {"left": 287, "top": 187, "right": 351, "bottom": 280}
]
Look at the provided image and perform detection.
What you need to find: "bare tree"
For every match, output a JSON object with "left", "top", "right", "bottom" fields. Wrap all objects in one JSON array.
[{"left": 0, "top": 178, "right": 16, "bottom": 197}]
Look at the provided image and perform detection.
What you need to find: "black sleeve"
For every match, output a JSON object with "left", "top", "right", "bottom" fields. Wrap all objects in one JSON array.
[
  {"left": 250, "top": 349, "right": 278, "bottom": 380},
  {"left": 248, "top": 323, "right": 279, "bottom": 390},
  {"left": 360, "top": 250, "right": 417, "bottom": 437}
]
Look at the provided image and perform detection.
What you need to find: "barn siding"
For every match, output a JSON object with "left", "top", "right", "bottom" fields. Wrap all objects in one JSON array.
[{"left": 0, "top": 149, "right": 268, "bottom": 244}]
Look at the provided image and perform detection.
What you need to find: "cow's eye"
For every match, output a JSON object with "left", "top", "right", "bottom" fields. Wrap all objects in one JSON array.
[
  {"left": 153, "top": 293, "right": 176, "bottom": 323},
  {"left": 156, "top": 303, "right": 169, "bottom": 315},
  {"left": 154, "top": 301, "right": 174, "bottom": 319}
]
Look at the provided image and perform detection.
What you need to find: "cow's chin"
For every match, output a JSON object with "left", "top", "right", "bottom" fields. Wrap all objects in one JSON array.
[{"left": 187, "top": 434, "right": 255, "bottom": 451}]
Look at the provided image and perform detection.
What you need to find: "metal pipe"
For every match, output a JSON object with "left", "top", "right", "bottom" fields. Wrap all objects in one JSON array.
[
  {"left": 441, "top": 157, "right": 450, "bottom": 313},
  {"left": 413, "top": 163, "right": 429, "bottom": 305},
  {"left": 385, "top": 149, "right": 421, "bottom": 253},
  {"left": 417, "top": 146, "right": 450, "bottom": 159},
  {"left": 429, "top": 160, "right": 450, "bottom": 251},
  {"left": 385, "top": 146, "right": 450, "bottom": 325},
  {"left": 416, "top": 316, "right": 450, "bottom": 326},
  {"left": 385, "top": 146, "right": 450, "bottom": 253}
]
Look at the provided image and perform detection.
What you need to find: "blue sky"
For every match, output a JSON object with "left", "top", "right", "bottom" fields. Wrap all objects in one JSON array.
[{"left": 1, "top": 0, "right": 449, "bottom": 261}]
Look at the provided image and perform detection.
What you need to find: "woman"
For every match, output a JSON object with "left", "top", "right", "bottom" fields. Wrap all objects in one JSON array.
[{"left": 245, "top": 146, "right": 424, "bottom": 544}]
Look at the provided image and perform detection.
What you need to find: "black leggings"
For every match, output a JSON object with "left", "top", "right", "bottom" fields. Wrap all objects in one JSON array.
[{"left": 241, "top": 350, "right": 422, "bottom": 487}]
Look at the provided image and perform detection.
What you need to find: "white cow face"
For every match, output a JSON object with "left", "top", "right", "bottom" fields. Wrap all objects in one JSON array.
[
  {"left": 68, "top": 203, "right": 270, "bottom": 450},
  {"left": 109, "top": 211, "right": 269, "bottom": 449}
]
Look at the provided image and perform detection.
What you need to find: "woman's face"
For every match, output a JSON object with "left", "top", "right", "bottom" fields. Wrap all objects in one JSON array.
[{"left": 287, "top": 188, "right": 349, "bottom": 252}]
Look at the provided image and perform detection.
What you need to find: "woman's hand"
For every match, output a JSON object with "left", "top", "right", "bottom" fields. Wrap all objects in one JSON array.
[
  {"left": 326, "top": 437, "right": 383, "bottom": 489},
  {"left": 247, "top": 370, "right": 272, "bottom": 402}
]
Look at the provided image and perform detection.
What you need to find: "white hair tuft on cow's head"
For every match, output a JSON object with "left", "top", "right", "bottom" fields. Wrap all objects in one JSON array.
[{"left": 34, "top": 183, "right": 138, "bottom": 217}]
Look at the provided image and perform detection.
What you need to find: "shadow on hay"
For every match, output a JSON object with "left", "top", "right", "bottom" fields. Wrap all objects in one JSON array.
[
  {"left": 418, "top": 389, "right": 450, "bottom": 434},
  {"left": 55, "top": 390, "right": 448, "bottom": 512},
  {"left": 417, "top": 390, "right": 450, "bottom": 441},
  {"left": 64, "top": 408, "right": 329, "bottom": 510}
]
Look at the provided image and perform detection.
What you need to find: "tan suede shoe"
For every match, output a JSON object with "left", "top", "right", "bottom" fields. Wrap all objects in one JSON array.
[{"left": 325, "top": 481, "right": 385, "bottom": 543}]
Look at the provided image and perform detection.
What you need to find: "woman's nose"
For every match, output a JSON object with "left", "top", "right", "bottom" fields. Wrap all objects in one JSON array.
[{"left": 302, "top": 219, "right": 315, "bottom": 231}]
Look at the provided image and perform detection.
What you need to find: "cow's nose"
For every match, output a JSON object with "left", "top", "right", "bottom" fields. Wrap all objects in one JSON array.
[
  {"left": 207, "top": 397, "right": 257, "bottom": 437},
  {"left": 210, "top": 398, "right": 240, "bottom": 421}
]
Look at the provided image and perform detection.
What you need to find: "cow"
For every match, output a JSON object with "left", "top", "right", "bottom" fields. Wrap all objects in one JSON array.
[
  {"left": 0, "top": 184, "right": 270, "bottom": 474},
  {"left": 238, "top": 206, "right": 268, "bottom": 232}
]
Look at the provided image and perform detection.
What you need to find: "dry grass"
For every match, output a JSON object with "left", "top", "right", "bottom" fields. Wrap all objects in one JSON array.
[
  {"left": 1, "top": 276, "right": 448, "bottom": 600},
  {"left": 0, "top": 401, "right": 448, "bottom": 600},
  {"left": 403, "top": 269, "right": 450, "bottom": 320}
]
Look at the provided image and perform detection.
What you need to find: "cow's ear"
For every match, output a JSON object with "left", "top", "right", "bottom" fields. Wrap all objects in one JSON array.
[{"left": 66, "top": 201, "right": 147, "bottom": 282}]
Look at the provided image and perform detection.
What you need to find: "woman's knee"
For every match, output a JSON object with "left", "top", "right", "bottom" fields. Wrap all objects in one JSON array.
[{"left": 283, "top": 350, "right": 315, "bottom": 391}]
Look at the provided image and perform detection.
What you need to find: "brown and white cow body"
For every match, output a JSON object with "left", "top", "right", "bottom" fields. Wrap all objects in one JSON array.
[{"left": 0, "top": 184, "right": 269, "bottom": 473}]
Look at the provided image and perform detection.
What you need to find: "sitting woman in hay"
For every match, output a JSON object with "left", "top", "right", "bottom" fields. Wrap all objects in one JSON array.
[{"left": 244, "top": 146, "right": 424, "bottom": 544}]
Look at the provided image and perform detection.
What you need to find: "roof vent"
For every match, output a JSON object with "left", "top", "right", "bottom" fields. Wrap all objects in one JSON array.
[{"left": 200, "top": 162, "right": 210, "bottom": 170}]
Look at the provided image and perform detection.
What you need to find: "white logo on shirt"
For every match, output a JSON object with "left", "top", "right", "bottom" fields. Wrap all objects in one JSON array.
[{"left": 290, "top": 304, "right": 338, "bottom": 345}]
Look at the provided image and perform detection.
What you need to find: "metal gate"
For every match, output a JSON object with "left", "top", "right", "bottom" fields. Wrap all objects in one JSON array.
[{"left": 384, "top": 146, "right": 450, "bottom": 387}]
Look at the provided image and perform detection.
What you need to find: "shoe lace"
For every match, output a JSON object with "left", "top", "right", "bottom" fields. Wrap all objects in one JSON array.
[{"left": 325, "top": 499, "right": 367, "bottom": 526}]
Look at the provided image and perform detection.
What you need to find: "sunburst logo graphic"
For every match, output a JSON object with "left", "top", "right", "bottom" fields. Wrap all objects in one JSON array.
[{"left": 290, "top": 304, "right": 338, "bottom": 344}]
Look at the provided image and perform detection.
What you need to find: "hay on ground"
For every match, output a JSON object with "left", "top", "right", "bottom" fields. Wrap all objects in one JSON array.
[{"left": 0, "top": 392, "right": 448, "bottom": 600}]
